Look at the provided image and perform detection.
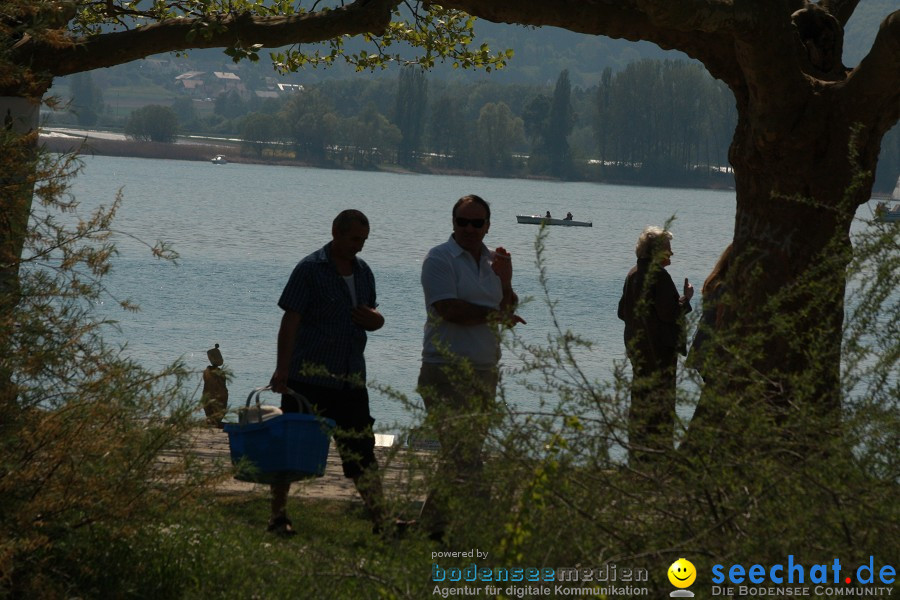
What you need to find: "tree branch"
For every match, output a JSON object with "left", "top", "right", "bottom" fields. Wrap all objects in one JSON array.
[
  {"left": 17, "top": 0, "right": 400, "bottom": 78},
  {"left": 819, "top": 0, "right": 861, "bottom": 28},
  {"left": 432, "top": 0, "right": 750, "bottom": 35},
  {"left": 431, "top": 0, "right": 749, "bottom": 89},
  {"left": 726, "top": 0, "right": 813, "bottom": 119},
  {"left": 434, "top": 0, "right": 824, "bottom": 109},
  {"left": 843, "top": 10, "right": 900, "bottom": 135}
]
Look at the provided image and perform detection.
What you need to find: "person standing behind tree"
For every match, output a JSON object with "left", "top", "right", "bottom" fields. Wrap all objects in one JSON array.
[
  {"left": 268, "top": 209, "right": 387, "bottom": 537},
  {"left": 687, "top": 243, "right": 733, "bottom": 381},
  {"left": 417, "top": 194, "right": 525, "bottom": 542},
  {"left": 618, "top": 226, "right": 693, "bottom": 464},
  {"left": 682, "top": 243, "right": 735, "bottom": 453}
]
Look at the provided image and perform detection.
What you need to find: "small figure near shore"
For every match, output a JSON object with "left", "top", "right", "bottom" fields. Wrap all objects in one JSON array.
[
  {"left": 545, "top": 210, "right": 552, "bottom": 218},
  {"left": 564, "top": 212, "right": 573, "bottom": 220},
  {"left": 201, "top": 343, "right": 228, "bottom": 428}
]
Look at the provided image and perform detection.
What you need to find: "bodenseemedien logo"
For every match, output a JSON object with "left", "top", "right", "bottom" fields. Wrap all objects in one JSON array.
[{"left": 668, "top": 558, "right": 697, "bottom": 597}]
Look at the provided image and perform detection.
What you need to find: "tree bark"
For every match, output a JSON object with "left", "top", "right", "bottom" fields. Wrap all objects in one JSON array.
[
  {"left": 0, "top": 97, "right": 41, "bottom": 409},
  {"left": 0, "top": 98, "right": 40, "bottom": 303},
  {"left": 5, "top": 1, "right": 397, "bottom": 86}
]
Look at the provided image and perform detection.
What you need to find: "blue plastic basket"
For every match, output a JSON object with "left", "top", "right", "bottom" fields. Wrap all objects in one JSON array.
[{"left": 224, "top": 413, "right": 335, "bottom": 484}]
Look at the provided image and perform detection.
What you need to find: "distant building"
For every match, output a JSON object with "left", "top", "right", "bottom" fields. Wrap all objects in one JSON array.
[
  {"left": 276, "top": 83, "right": 304, "bottom": 93},
  {"left": 213, "top": 71, "right": 241, "bottom": 88},
  {"left": 212, "top": 71, "right": 247, "bottom": 98},
  {"left": 176, "top": 70, "right": 205, "bottom": 80},
  {"left": 175, "top": 71, "right": 206, "bottom": 96}
]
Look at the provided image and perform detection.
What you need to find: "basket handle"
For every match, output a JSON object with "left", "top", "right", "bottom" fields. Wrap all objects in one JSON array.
[{"left": 245, "top": 385, "right": 314, "bottom": 414}]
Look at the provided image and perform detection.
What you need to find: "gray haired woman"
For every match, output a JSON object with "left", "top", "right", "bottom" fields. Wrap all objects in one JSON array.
[{"left": 617, "top": 226, "right": 693, "bottom": 464}]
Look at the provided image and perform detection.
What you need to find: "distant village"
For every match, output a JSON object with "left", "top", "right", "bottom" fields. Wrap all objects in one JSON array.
[
  {"left": 175, "top": 71, "right": 303, "bottom": 100},
  {"left": 173, "top": 67, "right": 304, "bottom": 102}
]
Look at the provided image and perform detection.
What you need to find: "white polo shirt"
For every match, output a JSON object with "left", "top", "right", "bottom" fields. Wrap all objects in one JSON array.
[{"left": 421, "top": 235, "right": 503, "bottom": 368}]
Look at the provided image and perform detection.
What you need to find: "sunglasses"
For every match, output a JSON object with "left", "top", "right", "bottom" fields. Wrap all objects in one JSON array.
[{"left": 455, "top": 217, "right": 487, "bottom": 228}]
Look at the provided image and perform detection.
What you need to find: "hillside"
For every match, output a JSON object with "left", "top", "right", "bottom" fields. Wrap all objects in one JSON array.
[
  {"left": 48, "top": 3, "right": 899, "bottom": 192},
  {"left": 90, "top": 1, "right": 895, "bottom": 89}
]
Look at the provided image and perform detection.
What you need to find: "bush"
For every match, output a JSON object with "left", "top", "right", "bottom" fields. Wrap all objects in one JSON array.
[
  {"left": 239, "top": 112, "right": 281, "bottom": 157},
  {"left": 0, "top": 130, "right": 225, "bottom": 597},
  {"left": 124, "top": 104, "right": 179, "bottom": 142}
]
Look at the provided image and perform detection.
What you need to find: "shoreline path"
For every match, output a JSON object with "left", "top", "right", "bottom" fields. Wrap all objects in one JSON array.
[{"left": 181, "top": 427, "right": 420, "bottom": 503}]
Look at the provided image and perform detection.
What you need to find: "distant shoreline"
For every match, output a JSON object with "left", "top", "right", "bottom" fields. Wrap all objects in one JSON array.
[{"left": 40, "top": 128, "right": 738, "bottom": 191}]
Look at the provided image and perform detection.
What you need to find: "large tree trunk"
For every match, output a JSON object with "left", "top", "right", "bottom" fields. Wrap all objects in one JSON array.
[
  {"left": 690, "top": 86, "right": 878, "bottom": 450},
  {"left": 1, "top": 96, "right": 41, "bottom": 290},
  {"left": 0, "top": 95, "right": 42, "bottom": 408}
]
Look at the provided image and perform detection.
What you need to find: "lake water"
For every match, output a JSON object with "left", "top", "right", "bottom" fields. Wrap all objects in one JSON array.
[{"left": 67, "top": 155, "right": 742, "bottom": 432}]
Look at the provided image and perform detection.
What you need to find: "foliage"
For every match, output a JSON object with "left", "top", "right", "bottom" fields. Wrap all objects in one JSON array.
[
  {"left": 214, "top": 90, "right": 248, "bottom": 121},
  {"left": 519, "top": 70, "right": 577, "bottom": 178},
  {"left": 475, "top": 102, "right": 524, "bottom": 174},
  {"left": 171, "top": 97, "right": 200, "bottom": 130},
  {"left": 522, "top": 94, "right": 550, "bottom": 148},
  {"left": 394, "top": 66, "right": 428, "bottom": 167},
  {"left": 545, "top": 69, "right": 575, "bottom": 178},
  {"left": 124, "top": 104, "right": 180, "bottom": 143},
  {"left": 269, "top": 6, "right": 512, "bottom": 74},
  {"left": 596, "top": 59, "right": 736, "bottom": 177},
  {"left": 340, "top": 103, "right": 401, "bottom": 168},
  {"left": 239, "top": 112, "right": 283, "bottom": 157},
  {"left": 264, "top": 63, "right": 735, "bottom": 180},
  {"left": 280, "top": 88, "right": 339, "bottom": 162},
  {"left": 0, "top": 130, "right": 225, "bottom": 597},
  {"left": 75, "top": 57, "right": 753, "bottom": 183},
  {"left": 68, "top": 72, "right": 104, "bottom": 127},
  {"left": 426, "top": 93, "right": 474, "bottom": 169}
]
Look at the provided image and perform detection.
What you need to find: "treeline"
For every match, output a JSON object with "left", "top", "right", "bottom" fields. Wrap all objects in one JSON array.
[
  {"left": 71, "top": 58, "right": 899, "bottom": 189},
  {"left": 226, "top": 60, "right": 738, "bottom": 187}
]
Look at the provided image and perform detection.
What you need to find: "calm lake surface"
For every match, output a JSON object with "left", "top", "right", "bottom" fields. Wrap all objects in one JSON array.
[{"left": 67, "top": 155, "right": 741, "bottom": 432}]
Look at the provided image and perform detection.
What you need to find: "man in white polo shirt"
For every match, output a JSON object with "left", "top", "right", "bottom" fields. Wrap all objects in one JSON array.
[{"left": 418, "top": 194, "right": 524, "bottom": 541}]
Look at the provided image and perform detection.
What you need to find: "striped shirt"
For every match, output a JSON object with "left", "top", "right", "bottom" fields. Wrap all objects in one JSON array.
[{"left": 278, "top": 242, "right": 377, "bottom": 388}]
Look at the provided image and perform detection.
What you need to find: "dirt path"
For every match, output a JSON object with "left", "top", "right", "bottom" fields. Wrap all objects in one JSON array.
[{"left": 186, "top": 427, "right": 421, "bottom": 504}]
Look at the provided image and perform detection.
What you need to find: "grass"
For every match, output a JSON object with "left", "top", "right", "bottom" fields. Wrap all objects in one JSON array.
[{"left": 59, "top": 494, "right": 443, "bottom": 599}]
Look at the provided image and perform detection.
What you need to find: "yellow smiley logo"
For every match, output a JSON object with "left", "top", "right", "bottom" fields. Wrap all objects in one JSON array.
[{"left": 668, "top": 558, "right": 697, "bottom": 588}]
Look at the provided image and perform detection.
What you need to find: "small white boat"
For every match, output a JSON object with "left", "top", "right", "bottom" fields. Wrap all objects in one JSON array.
[
  {"left": 516, "top": 214, "right": 592, "bottom": 227},
  {"left": 875, "top": 175, "right": 900, "bottom": 222},
  {"left": 211, "top": 155, "right": 228, "bottom": 165}
]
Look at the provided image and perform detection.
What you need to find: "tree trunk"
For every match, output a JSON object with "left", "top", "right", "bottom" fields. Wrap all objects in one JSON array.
[
  {"left": 689, "top": 91, "right": 874, "bottom": 451},
  {"left": 0, "top": 96, "right": 40, "bottom": 296},
  {"left": 1, "top": 95, "right": 42, "bottom": 408}
]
